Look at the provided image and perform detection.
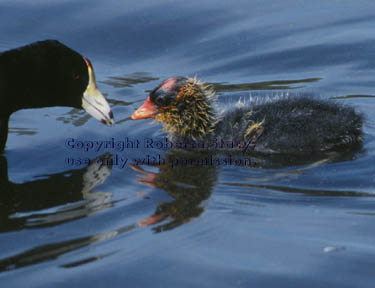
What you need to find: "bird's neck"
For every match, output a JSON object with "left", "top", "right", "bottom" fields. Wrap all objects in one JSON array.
[
  {"left": 0, "top": 51, "right": 68, "bottom": 113},
  {"left": 0, "top": 115, "right": 10, "bottom": 153},
  {"left": 0, "top": 155, "right": 8, "bottom": 182},
  {"left": 158, "top": 97, "right": 217, "bottom": 141}
]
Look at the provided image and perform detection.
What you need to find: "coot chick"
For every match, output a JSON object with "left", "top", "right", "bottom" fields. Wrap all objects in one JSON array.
[
  {"left": 0, "top": 40, "right": 114, "bottom": 152},
  {"left": 131, "top": 77, "right": 363, "bottom": 154}
]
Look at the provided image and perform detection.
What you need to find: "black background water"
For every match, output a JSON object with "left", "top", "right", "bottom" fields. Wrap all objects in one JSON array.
[{"left": 1, "top": 0, "right": 375, "bottom": 287}]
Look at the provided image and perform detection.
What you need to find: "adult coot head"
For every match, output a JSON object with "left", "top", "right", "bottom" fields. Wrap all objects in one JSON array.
[{"left": 0, "top": 40, "right": 114, "bottom": 152}]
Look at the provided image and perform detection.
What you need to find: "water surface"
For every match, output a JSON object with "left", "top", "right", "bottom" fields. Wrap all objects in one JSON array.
[{"left": 1, "top": 1, "right": 375, "bottom": 287}]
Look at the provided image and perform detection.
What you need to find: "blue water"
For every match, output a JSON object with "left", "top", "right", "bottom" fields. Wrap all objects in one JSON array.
[{"left": 1, "top": 0, "right": 375, "bottom": 287}]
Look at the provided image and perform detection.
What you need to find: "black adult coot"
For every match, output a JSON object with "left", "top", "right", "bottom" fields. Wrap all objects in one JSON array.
[
  {"left": 131, "top": 77, "right": 363, "bottom": 154},
  {"left": 0, "top": 40, "right": 114, "bottom": 152}
]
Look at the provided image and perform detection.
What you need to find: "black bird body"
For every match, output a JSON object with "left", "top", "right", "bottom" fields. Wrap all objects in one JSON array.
[
  {"left": 0, "top": 40, "right": 113, "bottom": 152},
  {"left": 215, "top": 96, "right": 362, "bottom": 153},
  {"left": 132, "top": 77, "right": 363, "bottom": 154}
]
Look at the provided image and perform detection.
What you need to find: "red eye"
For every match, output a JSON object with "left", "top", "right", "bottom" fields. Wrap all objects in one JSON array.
[{"left": 73, "top": 73, "right": 79, "bottom": 80}]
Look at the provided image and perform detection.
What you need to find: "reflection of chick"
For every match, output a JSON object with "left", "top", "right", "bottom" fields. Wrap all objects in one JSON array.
[
  {"left": 132, "top": 151, "right": 217, "bottom": 232},
  {"left": 132, "top": 77, "right": 363, "bottom": 154}
]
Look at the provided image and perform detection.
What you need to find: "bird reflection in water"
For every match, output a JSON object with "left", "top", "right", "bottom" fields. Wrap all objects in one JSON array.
[
  {"left": 131, "top": 142, "right": 364, "bottom": 232},
  {"left": 131, "top": 150, "right": 217, "bottom": 232},
  {"left": 0, "top": 153, "right": 114, "bottom": 232}
]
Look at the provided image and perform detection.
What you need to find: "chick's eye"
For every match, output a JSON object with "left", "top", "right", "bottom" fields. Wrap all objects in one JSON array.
[
  {"left": 73, "top": 73, "right": 80, "bottom": 80},
  {"left": 155, "top": 97, "right": 163, "bottom": 106}
]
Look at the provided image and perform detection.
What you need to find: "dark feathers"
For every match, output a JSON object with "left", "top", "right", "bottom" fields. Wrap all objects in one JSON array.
[
  {"left": 215, "top": 96, "right": 363, "bottom": 153},
  {"left": 0, "top": 40, "right": 113, "bottom": 152}
]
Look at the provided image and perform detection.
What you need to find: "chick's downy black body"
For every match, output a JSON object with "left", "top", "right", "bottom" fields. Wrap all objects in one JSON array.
[
  {"left": 0, "top": 40, "right": 114, "bottom": 152},
  {"left": 132, "top": 77, "right": 363, "bottom": 154},
  {"left": 215, "top": 96, "right": 362, "bottom": 153}
]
